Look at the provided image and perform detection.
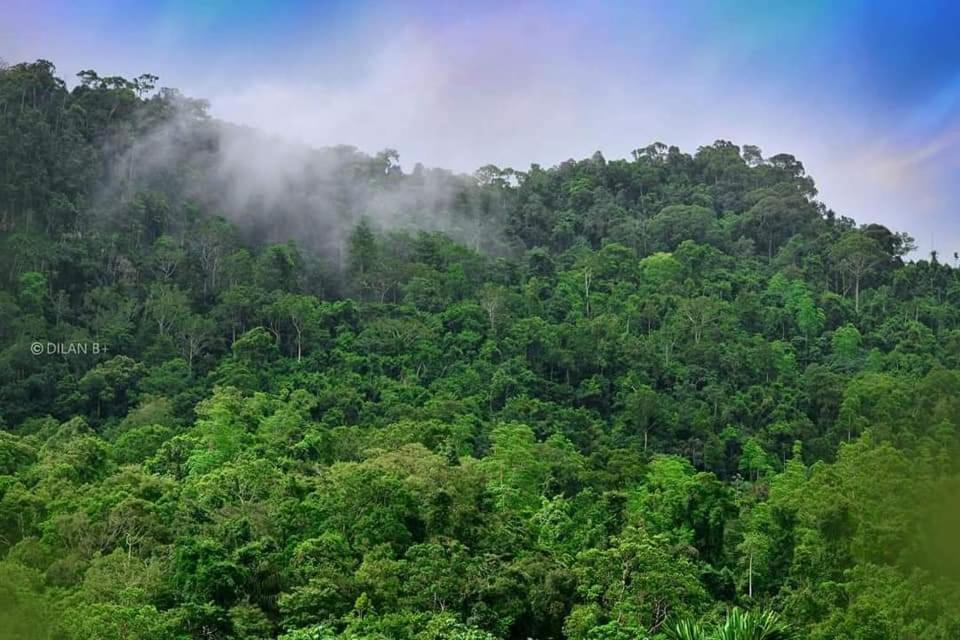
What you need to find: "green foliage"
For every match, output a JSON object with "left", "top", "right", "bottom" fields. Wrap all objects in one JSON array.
[
  {"left": 831, "top": 323, "right": 862, "bottom": 362},
  {"left": 0, "top": 61, "right": 957, "bottom": 640},
  {"left": 667, "top": 608, "right": 790, "bottom": 640}
]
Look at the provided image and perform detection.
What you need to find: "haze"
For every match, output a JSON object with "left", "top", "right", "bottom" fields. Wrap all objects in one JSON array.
[{"left": 4, "top": 0, "right": 959, "bottom": 256}]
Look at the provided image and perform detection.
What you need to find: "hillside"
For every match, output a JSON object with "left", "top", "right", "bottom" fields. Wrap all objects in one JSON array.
[{"left": 1, "top": 60, "right": 959, "bottom": 640}]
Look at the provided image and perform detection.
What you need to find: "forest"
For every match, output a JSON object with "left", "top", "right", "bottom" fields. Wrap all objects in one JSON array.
[{"left": 1, "top": 60, "right": 959, "bottom": 640}]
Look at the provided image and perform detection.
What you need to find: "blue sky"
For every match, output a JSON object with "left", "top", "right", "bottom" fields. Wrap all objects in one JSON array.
[{"left": 3, "top": 0, "right": 959, "bottom": 257}]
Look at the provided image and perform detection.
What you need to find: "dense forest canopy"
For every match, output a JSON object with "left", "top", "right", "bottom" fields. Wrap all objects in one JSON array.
[{"left": 1, "top": 60, "right": 959, "bottom": 640}]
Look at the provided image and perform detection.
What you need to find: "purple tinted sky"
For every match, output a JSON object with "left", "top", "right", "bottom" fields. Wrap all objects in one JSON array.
[{"left": 3, "top": 0, "right": 959, "bottom": 256}]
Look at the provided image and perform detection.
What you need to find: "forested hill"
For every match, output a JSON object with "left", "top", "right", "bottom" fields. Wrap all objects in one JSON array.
[{"left": 1, "top": 59, "right": 959, "bottom": 640}]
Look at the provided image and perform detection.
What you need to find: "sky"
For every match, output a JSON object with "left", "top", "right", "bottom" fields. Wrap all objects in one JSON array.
[{"left": 3, "top": 0, "right": 959, "bottom": 257}]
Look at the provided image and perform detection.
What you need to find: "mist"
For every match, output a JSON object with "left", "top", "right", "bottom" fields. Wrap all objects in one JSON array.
[
  {"left": 96, "top": 94, "right": 512, "bottom": 263},
  {"left": 6, "top": 2, "right": 958, "bottom": 257}
]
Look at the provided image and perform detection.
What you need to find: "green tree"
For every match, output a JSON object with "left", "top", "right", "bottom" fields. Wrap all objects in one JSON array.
[{"left": 831, "top": 231, "right": 886, "bottom": 313}]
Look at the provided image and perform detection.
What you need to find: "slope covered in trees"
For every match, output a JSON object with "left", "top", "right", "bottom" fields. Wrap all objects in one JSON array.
[{"left": 1, "top": 60, "right": 959, "bottom": 640}]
